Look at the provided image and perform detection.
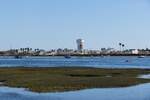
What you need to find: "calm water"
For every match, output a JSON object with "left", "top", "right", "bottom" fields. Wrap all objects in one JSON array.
[
  {"left": 0, "top": 56, "right": 150, "bottom": 68},
  {"left": 0, "top": 56, "right": 150, "bottom": 100},
  {"left": 0, "top": 83, "right": 150, "bottom": 100}
]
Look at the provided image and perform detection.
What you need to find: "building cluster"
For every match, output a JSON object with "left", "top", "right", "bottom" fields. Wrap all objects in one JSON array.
[{"left": 0, "top": 39, "right": 150, "bottom": 56}]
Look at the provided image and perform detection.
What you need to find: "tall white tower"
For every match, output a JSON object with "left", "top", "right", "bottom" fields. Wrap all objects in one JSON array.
[{"left": 76, "top": 39, "right": 84, "bottom": 51}]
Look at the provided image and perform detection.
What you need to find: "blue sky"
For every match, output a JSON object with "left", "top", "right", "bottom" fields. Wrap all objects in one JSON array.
[{"left": 0, "top": 0, "right": 150, "bottom": 50}]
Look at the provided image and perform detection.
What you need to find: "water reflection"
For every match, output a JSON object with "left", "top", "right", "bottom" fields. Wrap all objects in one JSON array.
[
  {"left": 139, "top": 74, "right": 150, "bottom": 79},
  {"left": 0, "top": 83, "right": 150, "bottom": 100}
]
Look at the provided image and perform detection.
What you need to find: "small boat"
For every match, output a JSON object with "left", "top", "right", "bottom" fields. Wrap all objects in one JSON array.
[
  {"left": 125, "top": 60, "right": 129, "bottom": 62},
  {"left": 64, "top": 55, "right": 71, "bottom": 59},
  {"left": 14, "top": 55, "right": 22, "bottom": 59},
  {"left": 138, "top": 56, "right": 145, "bottom": 58}
]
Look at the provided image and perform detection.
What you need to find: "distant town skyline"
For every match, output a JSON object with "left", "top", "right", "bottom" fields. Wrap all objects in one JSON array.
[{"left": 0, "top": 0, "right": 150, "bottom": 50}]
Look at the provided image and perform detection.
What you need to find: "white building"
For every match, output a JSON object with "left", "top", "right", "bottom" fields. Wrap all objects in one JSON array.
[
  {"left": 132, "top": 49, "right": 139, "bottom": 54},
  {"left": 76, "top": 39, "right": 84, "bottom": 51}
]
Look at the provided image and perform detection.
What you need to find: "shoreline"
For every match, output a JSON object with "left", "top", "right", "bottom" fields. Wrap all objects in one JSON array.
[
  {"left": 0, "top": 67, "right": 150, "bottom": 92},
  {"left": 0, "top": 54, "right": 150, "bottom": 56}
]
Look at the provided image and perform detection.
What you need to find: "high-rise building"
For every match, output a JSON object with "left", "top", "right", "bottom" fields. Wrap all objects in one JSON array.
[{"left": 76, "top": 39, "right": 84, "bottom": 51}]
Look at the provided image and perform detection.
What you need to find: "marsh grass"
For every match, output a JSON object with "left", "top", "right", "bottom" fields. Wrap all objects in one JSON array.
[{"left": 0, "top": 67, "right": 150, "bottom": 92}]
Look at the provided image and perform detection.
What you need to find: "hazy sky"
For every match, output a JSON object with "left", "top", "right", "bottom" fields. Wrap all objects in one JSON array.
[{"left": 0, "top": 0, "right": 150, "bottom": 50}]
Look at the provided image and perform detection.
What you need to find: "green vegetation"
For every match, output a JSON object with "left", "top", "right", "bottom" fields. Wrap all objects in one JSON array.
[{"left": 0, "top": 67, "right": 150, "bottom": 92}]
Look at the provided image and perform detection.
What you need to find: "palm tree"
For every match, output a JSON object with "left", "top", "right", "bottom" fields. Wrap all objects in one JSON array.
[
  {"left": 20, "top": 48, "right": 23, "bottom": 52},
  {"left": 29, "top": 48, "right": 32, "bottom": 51},
  {"left": 22, "top": 48, "right": 25, "bottom": 52},
  {"left": 119, "top": 43, "right": 122, "bottom": 51},
  {"left": 122, "top": 44, "right": 125, "bottom": 51}
]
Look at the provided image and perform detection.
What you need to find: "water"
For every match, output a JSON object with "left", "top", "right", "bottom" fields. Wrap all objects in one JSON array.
[
  {"left": 139, "top": 74, "right": 150, "bottom": 79},
  {"left": 0, "top": 56, "right": 150, "bottom": 100},
  {"left": 0, "top": 56, "right": 150, "bottom": 68},
  {"left": 0, "top": 83, "right": 150, "bottom": 100}
]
